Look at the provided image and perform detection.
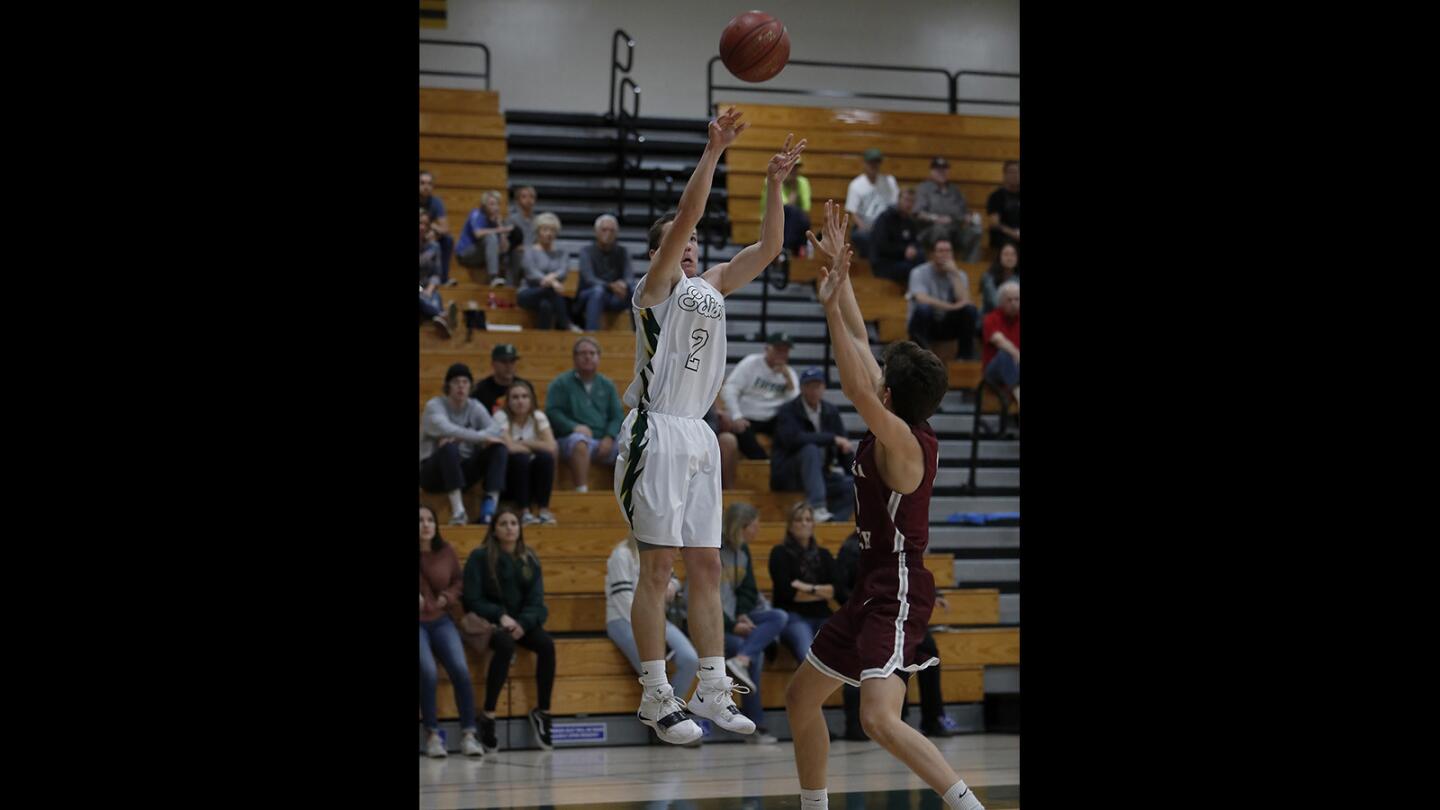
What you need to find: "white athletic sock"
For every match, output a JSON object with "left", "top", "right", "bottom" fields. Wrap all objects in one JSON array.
[
  {"left": 575, "top": 484, "right": 589, "bottom": 493},
  {"left": 447, "top": 490, "right": 465, "bottom": 515},
  {"left": 943, "top": 779, "right": 983, "bottom": 809},
  {"left": 640, "top": 660, "right": 669, "bottom": 695},
  {"left": 800, "top": 787, "right": 828, "bottom": 810},
  {"left": 698, "top": 656, "right": 726, "bottom": 687}
]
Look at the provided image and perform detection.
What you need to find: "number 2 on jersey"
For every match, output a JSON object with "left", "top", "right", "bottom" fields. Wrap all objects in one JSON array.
[{"left": 685, "top": 328, "right": 709, "bottom": 372}]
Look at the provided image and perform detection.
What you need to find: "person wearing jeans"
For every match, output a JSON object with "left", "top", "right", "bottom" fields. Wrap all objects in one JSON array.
[
  {"left": 577, "top": 214, "right": 635, "bottom": 331},
  {"left": 462, "top": 507, "right": 556, "bottom": 751},
  {"left": 519, "top": 212, "right": 579, "bottom": 332},
  {"left": 770, "top": 368, "right": 855, "bottom": 524},
  {"left": 981, "top": 281, "right": 1021, "bottom": 408},
  {"left": 419, "top": 505, "right": 484, "bottom": 758},
  {"left": 605, "top": 538, "right": 700, "bottom": 702},
  {"left": 907, "top": 239, "right": 980, "bottom": 362},
  {"left": 455, "top": 190, "right": 515, "bottom": 286},
  {"left": 767, "top": 502, "right": 838, "bottom": 666},
  {"left": 717, "top": 503, "right": 790, "bottom": 743},
  {"left": 419, "top": 363, "right": 509, "bottom": 526}
]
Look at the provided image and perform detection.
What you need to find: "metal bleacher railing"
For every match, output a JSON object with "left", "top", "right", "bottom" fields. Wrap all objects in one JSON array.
[{"left": 419, "top": 38, "right": 491, "bottom": 90}]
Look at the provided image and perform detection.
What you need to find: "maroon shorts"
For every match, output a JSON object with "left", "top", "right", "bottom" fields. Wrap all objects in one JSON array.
[{"left": 806, "top": 564, "right": 938, "bottom": 686}]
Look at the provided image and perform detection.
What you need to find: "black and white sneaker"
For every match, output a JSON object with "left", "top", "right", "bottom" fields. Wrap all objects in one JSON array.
[
  {"left": 688, "top": 677, "right": 756, "bottom": 734},
  {"left": 636, "top": 681, "right": 703, "bottom": 745},
  {"left": 529, "top": 708, "right": 553, "bottom": 751},
  {"left": 477, "top": 714, "right": 498, "bottom": 753}
]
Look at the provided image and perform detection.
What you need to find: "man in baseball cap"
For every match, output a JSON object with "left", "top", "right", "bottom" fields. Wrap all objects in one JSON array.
[
  {"left": 770, "top": 366, "right": 854, "bottom": 523},
  {"left": 915, "top": 156, "right": 983, "bottom": 261},
  {"left": 472, "top": 343, "right": 530, "bottom": 415},
  {"left": 845, "top": 147, "right": 899, "bottom": 257},
  {"left": 720, "top": 332, "right": 801, "bottom": 459}
]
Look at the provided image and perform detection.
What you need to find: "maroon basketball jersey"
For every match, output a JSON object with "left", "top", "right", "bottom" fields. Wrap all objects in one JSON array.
[{"left": 851, "top": 421, "right": 939, "bottom": 568}]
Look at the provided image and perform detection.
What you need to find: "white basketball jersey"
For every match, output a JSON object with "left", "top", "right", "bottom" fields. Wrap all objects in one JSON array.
[{"left": 624, "top": 271, "right": 727, "bottom": 419}]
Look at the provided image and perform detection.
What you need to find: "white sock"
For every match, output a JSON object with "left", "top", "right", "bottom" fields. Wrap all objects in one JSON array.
[
  {"left": 943, "top": 779, "right": 983, "bottom": 809},
  {"left": 576, "top": 484, "right": 589, "bottom": 493},
  {"left": 447, "top": 490, "right": 465, "bottom": 515},
  {"left": 800, "top": 787, "right": 828, "bottom": 809},
  {"left": 640, "top": 660, "right": 669, "bottom": 694},
  {"left": 698, "top": 656, "right": 726, "bottom": 687}
]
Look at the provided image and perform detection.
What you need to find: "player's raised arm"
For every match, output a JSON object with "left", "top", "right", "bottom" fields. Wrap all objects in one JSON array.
[
  {"left": 808, "top": 200, "right": 881, "bottom": 386},
  {"left": 704, "top": 133, "right": 807, "bottom": 295},
  {"left": 816, "top": 242, "right": 925, "bottom": 493},
  {"left": 637, "top": 107, "right": 747, "bottom": 308}
]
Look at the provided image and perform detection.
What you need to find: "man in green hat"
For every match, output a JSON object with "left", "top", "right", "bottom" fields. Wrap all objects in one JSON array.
[{"left": 719, "top": 331, "right": 800, "bottom": 459}]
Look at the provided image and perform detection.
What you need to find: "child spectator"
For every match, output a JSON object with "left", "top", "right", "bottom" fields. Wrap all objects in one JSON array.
[
  {"left": 492, "top": 379, "right": 558, "bottom": 526},
  {"left": 462, "top": 507, "right": 556, "bottom": 751},
  {"left": 418, "top": 505, "right": 485, "bottom": 758},
  {"left": 767, "top": 501, "right": 838, "bottom": 666}
]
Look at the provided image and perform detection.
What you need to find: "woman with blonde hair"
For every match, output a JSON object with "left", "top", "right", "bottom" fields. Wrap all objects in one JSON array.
[
  {"left": 717, "top": 502, "right": 791, "bottom": 744},
  {"left": 456, "top": 189, "right": 516, "bottom": 286},
  {"left": 519, "top": 212, "right": 580, "bottom": 331},
  {"left": 767, "top": 500, "right": 838, "bottom": 666}
]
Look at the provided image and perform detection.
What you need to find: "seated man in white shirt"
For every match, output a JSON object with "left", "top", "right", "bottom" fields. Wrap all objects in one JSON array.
[
  {"left": 719, "top": 332, "right": 800, "bottom": 460},
  {"left": 844, "top": 148, "right": 899, "bottom": 257}
]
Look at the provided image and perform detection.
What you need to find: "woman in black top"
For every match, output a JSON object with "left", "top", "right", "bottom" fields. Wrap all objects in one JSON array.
[
  {"left": 462, "top": 506, "right": 555, "bottom": 752},
  {"left": 768, "top": 501, "right": 838, "bottom": 665}
]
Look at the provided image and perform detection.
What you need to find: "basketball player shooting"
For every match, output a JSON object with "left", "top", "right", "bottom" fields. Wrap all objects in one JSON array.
[
  {"left": 782, "top": 202, "right": 985, "bottom": 810},
  {"left": 617, "top": 106, "right": 806, "bottom": 745}
]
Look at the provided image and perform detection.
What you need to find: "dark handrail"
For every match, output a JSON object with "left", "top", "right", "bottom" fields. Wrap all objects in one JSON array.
[
  {"left": 615, "top": 77, "right": 643, "bottom": 220},
  {"left": 608, "top": 30, "right": 637, "bottom": 120},
  {"left": 419, "top": 39, "right": 490, "bottom": 90},
  {"left": 706, "top": 56, "right": 1019, "bottom": 115}
]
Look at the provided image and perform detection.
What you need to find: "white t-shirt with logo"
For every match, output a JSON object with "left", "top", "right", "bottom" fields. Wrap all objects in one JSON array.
[
  {"left": 845, "top": 173, "right": 899, "bottom": 226},
  {"left": 721, "top": 353, "right": 799, "bottom": 423}
]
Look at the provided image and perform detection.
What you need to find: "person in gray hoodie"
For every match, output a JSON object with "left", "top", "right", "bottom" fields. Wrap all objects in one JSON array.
[{"left": 420, "top": 363, "right": 510, "bottom": 525}]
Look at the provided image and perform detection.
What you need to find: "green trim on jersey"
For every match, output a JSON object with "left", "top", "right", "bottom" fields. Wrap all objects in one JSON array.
[
  {"left": 619, "top": 409, "right": 650, "bottom": 526},
  {"left": 637, "top": 306, "right": 660, "bottom": 408}
]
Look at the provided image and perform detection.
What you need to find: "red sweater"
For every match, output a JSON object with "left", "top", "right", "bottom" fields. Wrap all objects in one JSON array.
[
  {"left": 981, "top": 309, "right": 1021, "bottom": 368},
  {"left": 420, "top": 541, "right": 464, "bottom": 622}
]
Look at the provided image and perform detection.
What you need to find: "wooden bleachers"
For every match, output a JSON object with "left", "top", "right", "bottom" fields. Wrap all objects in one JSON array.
[
  {"left": 419, "top": 88, "right": 510, "bottom": 239},
  {"left": 722, "top": 103, "right": 1018, "bottom": 247}
]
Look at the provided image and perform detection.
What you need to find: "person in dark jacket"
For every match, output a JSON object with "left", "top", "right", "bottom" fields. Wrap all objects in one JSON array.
[
  {"left": 768, "top": 501, "right": 839, "bottom": 666},
  {"left": 834, "top": 532, "right": 954, "bottom": 741},
  {"left": 770, "top": 368, "right": 855, "bottom": 524},
  {"left": 462, "top": 506, "right": 555, "bottom": 752},
  {"left": 867, "top": 188, "right": 923, "bottom": 283}
]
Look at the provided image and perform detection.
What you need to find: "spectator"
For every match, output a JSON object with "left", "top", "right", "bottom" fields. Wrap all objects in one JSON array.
[
  {"left": 606, "top": 536, "right": 700, "bottom": 703},
  {"left": 844, "top": 147, "right": 899, "bottom": 256},
  {"left": 981, "top": 243, "right": 1021, "bottom": 315},
  {"left": 987, "top": 160, "right": 1021, "bottom": 252},
  {"left": 472, "top": 343, "right": 530, "bottom": 415},
  {"left": 546, "top": 337, "right": 624, "bottom": 492},
  {"left": 420, "top": 169, "right": 454, "bottom": 282},
  {"left": 492, "top": 379, "right": 558, "bottom": 526},
  {"left": 456, "top": 190, "right": 516, "bottom": 286},
  {"left": 419, "top": 363, "right": 510, "bottom": 526},
  {"left": 420, "top": 209, "right": 455, "bottom": 338},
  {"left": 717, "top": 502, "right": 791, "bottom": 744},
  {"left": 760, "top": 156, "right": 813, "bottom": 255},
  {"left": 915, "top": 157, "right": 983, "bottom": 262},
  {"left": 520, "top": 212, "right": 581, "bottom": 332},
  {"left": 907, "top": 238, "right": 980, "bottom": 361},
  {"left": 704, "top": 399, "right": 741, "bottom": 490},
  {"left": 577, "top": 214, "right": 635, "bottom": 331},
  {"left": 982, "top": 281, "right": 1021, "bottom": 408},
  {"left": 418, "top": 504, "right": 485, "bottom": 758},
  {"left": 834, "top": 531, "right": 956, "bottom": 741},
  {"left": 767, "top": 501, "right": 838, "bottom": 666},
  {"left": 506, "top": 185, "right": 539, "bottom": 287},
  {"left": 720, "top": 333, "right": 799, "bottom": 460},
  {"left": 869, "top": 187, "right": 923, "bottom": 283},
  {"left": 462, "top": 506, "right": 556, "bottom": 752},
  {"left": 771, "top": 368, "right": 854, "bottom": 524}
]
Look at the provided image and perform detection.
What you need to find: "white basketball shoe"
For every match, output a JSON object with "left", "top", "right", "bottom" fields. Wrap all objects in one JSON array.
[{"left": 688, "top": 676, "right": 756, "bottom": 735}]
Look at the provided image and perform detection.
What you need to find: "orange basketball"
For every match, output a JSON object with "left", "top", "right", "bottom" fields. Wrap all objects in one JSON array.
[{"left": 719, "top": 10, "right": 790, "bottom": 83}]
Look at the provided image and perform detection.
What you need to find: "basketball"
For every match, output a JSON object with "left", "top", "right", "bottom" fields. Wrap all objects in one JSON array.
[{"left": 719, "top": 11, "right": 791, "bottom": 83}]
